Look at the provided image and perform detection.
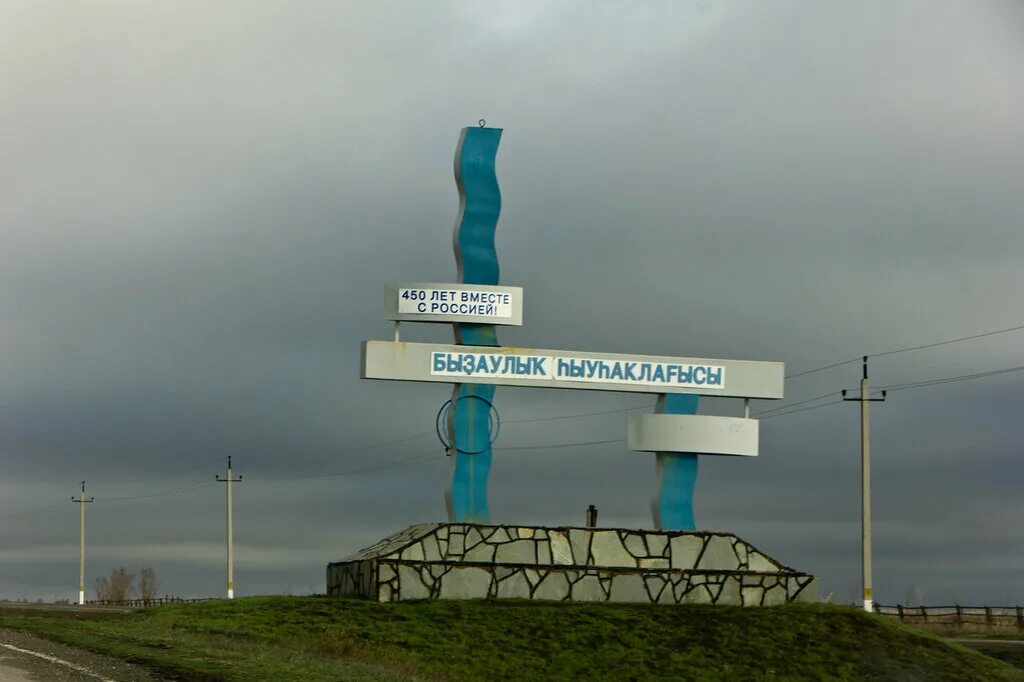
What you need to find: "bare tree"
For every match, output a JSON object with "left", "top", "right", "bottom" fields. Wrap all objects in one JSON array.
[
  {"left": 94, "top": 567, "right": 134, "bottom": 602},
  {"left": 139, "top": 568, "right": 159, "bottom": 601}
]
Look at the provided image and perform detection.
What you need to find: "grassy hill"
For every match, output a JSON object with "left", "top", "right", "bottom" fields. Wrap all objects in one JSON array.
[{"left": 1, "top": 597, "right": 1021, "bottom": 681}]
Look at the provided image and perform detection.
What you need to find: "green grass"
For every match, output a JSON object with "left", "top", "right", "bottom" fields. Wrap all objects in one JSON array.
[{"left": 2, "top": 597, "right": 1021, "bottom": 681}]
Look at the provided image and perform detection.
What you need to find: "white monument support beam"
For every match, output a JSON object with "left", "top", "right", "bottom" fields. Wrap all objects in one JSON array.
[
  {"left": 385, "top": 282, "right": 523, "bottom": 326},
  {"left": 361, "top": 340, "right": 784, "bottom": 399},
  {"left": 628, "top": 414, "right": 759, "bottom": 457}
]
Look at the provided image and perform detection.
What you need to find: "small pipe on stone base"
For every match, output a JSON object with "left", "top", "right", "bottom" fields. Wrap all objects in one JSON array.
[{"left": 585, "top": 504, "right": 598, "bottom": 528}]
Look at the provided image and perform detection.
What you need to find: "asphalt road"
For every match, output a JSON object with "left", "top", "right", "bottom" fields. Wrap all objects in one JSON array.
[{"left": 0, "top": 630, "right": 160, "bottom": 681}]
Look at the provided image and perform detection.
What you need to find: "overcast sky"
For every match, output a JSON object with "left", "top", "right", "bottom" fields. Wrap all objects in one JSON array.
[{"left": 1, "top": 1, "right": 1022, "bottom": 605}]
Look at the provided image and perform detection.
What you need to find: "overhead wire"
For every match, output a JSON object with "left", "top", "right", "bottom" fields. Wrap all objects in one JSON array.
[
  {"left": 784, "top": 321, "right": 1024, "bottom": 380},
  {"left": 5, "top": 322, "right": 1022, "bottom": 518}
]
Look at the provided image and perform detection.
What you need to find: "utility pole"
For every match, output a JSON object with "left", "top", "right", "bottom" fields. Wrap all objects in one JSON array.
[
  {"left": 843, "top": 356, "right": 887, "bottom": 613},
  {"left": 216, "top": 457, "right": 242, "bottom": 599},
  {"left": 71, "top": 481, "right": 94, "bottom": 606}
]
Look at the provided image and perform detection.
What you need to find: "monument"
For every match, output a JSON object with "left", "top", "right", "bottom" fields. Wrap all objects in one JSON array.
[{"left": 329, "top": 123, "right": 817, "bottom": 604}]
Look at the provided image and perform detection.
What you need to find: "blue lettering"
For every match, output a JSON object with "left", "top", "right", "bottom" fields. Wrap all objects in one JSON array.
[
  {"left": 638, "top": 363, "right": 652, "bottom": 381},
  {"left": 446, "top": 354, "right": 463, "bottom": 373},
  {"left": 692, "top": 366, "right": 706, "bottom": 385},
  {"left": 651, "top": 364, "right": 666, "bottom": 382},
  {"left": 532, "top": 357, "right": 548, "bottom": 376}
]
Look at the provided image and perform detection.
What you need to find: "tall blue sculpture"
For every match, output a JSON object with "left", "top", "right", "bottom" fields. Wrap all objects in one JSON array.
[
  {"left": 446, "top": 125, "right": 502, "bottom": 523},
  {"left": 652, "top": 393, "right": 700, "bottom": 530}
]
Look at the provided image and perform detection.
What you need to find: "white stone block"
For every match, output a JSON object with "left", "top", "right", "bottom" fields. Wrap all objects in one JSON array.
[
  {"left": 741, "top": 585, "right": 763, "bottom": 606},
  {"left": 398, "top": 565, "right": 430, "bottom": 600},
  {"left": 439, "top": 567, "right": 493, "bottom": 600},
  {"left": 646, "top": 534, "right": 668, "bottom": 557},
  {"left": 682, "top": 583, "right": 714, "bottom": 605},
  {"left": 697, "top": 536, "right": 739, "bottom": 571},
  {"left": 401, "top": 542, "right": 424, "bottom": 561},
  {"left": 590, "top": 531, "right": 635, "bottom": 567},
  {"left": 747, "top": 552, "right": 777, "bottom": 574},
  {"left": 496, "top": 571, "right": 531, "bottom": 599},
  {"left": 533, "top": 571, "right": 570, "bottom": 601},
  {"left": 763, "top": 584, "right": 787, "bottom": 606},
  {"left": 609, "top": 574, "right": 650, "bottom": 603},
  {"left": 570, "top": 575, "right": 606, "bottom": 602},
  {"left": 549, "top": 532, "right": 573, "bottom": 565},
  {"left": 623, "top": 534, "right": 647, "bottom": 557},
  {"left": 569, "top": 529, "right": 592, "bottom": 565},
  {"left": 494, "top": 540, "right": 536, "bottom": 564},
  {"left": 718, "top": 576, "right": 741, "bottom": 605},
  {"left": 669, "top": 536, "right": 703, "bottom": 569},
  {"left": 464, "top": 542, "right": 495, "bottom": 563}
]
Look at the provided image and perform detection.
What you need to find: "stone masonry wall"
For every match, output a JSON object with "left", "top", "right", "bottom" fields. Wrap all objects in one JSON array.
[{"left": 327, "top": 524, "right": 817, "bottom": 606}]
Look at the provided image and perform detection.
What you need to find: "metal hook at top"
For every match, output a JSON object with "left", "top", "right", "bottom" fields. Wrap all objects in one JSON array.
[{"left": 478, "top": 118, "right": 486, "bottom": 128}]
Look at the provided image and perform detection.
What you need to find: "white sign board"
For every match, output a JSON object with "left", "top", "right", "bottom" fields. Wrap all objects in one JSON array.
[
  {"left": 361, "top": 341, "right": 785, "bottom": 399},
  {"left": 429, "top": 352, "right": 725, "bottom": 390},
  {"left": 385, "top": 283, "right": 523, "bottom": 325}
]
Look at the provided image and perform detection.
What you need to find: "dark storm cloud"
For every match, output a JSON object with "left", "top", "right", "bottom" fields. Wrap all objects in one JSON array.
[{"left": 1, "top": 1, "right": 1022, "bottom": 603}]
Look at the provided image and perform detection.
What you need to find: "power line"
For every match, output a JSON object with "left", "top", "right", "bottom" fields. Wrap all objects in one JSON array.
[
  {"left": 754, "top": 391, "right": 838, "bottom": 417},
  {"left": 495, "top": 438, "right": 625, "bottom": 451},
  {"left": 876, "top": 365, "right": 1024, "bottom": 393},
  {"left": 785, "top": 321, "right": 1024, "bottom": 380},
  {"left": 97, "top": 456, "right": 224, "bottom": 486},
  {"left": 765, "top": 362, "right": 1024, "bottom": 420},
  {"left": 280, "top": 449, "right": 446, "bottom": 482},
  {"left": 759, "top": 400, "right": 845, "bottom": 420},
  {"left": 503, "top": 402, "right": 653, "bottom": 424},
  {"left": 786, "top": 358, "right": 861, "bottom": 380},
  {"left": 870, "top": 323, "right": 1024, "bottom": 359},
  {"left": 0, "top": 499, "right": 68, "bottom": 518},
  {"left": 104, "top": 480, "right": 217, "bottom": 501}
]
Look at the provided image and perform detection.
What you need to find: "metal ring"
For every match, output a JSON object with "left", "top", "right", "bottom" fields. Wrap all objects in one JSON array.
[
  {"left": 435, "top": 395, "right": 500, "bottom": 454},
  {"left": 478, "top": 118, "right": 486, "bottom": 128}
]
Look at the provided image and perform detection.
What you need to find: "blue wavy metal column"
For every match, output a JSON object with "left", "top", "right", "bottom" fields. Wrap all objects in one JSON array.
[
  {"left": 652, "top": 393, "right": 700, "bottom": 530},
  {"left": 446, "top": 125, "right": 502, "bottom": 523}
]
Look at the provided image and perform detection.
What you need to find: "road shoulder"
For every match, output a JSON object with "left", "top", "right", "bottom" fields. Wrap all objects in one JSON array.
[{"left": 0, "top": 628, "right": 163, "bottom": 681}]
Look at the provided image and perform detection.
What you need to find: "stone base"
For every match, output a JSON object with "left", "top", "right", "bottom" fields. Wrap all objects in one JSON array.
[{"left": 327, "top": 524, "right": 817, "bottom": 606}]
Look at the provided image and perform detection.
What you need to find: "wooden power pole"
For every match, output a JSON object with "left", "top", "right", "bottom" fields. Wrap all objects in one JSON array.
[
  {"left": 843, "top": 357, "right": 887, "bottom": 613},
  {"left": 216, "top": 457, "right": 242, "bottom": 599},
  {"left": 71, "top": 481, "right": 94, "bottom": 605}
]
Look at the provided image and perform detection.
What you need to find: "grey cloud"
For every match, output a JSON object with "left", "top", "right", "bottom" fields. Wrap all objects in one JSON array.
[{"left": 1, "top": 1, "right": 1022, "bottom": 604}]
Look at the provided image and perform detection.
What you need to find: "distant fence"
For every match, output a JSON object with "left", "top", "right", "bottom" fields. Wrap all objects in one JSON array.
[
  {"left": 875, "top": 604, "right": 1024, "bottom": 631},
  {"left": 85, "top": 596, "right": 213, "bottom": 607}
]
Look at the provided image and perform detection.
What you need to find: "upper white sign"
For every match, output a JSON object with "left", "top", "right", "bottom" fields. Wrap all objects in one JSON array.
[
  {"left": 398, "top": 287, "right": 513, "bottom": 318},
  {"left": 385, "top": 283, "right": 523, "bottom": 326}
]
